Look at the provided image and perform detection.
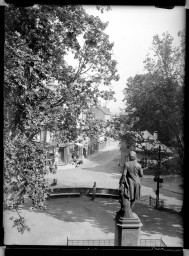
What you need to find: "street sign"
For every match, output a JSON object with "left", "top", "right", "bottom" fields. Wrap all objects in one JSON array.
[{"left": 154, "top": 177, "right": 163, "bottom": 183}]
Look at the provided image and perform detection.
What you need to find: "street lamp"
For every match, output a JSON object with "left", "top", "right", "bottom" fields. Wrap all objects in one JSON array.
[{"left": 154, "top": 144, "right": 163, "bottom": 207}]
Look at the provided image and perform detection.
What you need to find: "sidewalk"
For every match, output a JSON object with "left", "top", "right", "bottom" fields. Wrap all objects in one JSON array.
[
  {"left": 45, "top": 139, "right": 121, "bottom": 189},
  {"left": 161, "top": 184, "right": 183, "bottom": 195},
  {"left": 4, "top": 189, "right": 183, "bottom": 247},
  {"left": 46, "top": 169, "right": 183, "bottom": 213},
  {"left": 56, "top": 139, "right": 119, "bottom": 170},
  {"left": 4, "top": 139, "right": 183, "bottom": 247},
  {"left": 141, "top": 175, "right": 183, "bottom": 195}
]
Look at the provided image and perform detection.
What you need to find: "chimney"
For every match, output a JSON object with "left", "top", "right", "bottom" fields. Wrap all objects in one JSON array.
[{"left": 153, "top": 131, "right": 158, "bottom": 141}]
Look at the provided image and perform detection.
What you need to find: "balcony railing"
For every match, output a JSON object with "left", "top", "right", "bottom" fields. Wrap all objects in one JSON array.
[{"left": 67, "top": 237, "right": 167, "bottom": 247}]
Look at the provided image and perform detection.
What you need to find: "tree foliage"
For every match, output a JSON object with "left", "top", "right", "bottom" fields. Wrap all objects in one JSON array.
[
  {"left": 105, "top": 116, "right": 131, "bottom": 140},
  {"left": 5, "top": 4, "right": 119, "bottom": 140},
  {"left": 79, "top": 119, "right": 106, "bottom": 140},
  {"left": 4, "top": 133, "right": 52, "bottom": 233},
  {"left": 4, "top": 4, "right": 119, "bottom": 232},
  {"left": 123, "top": 31, "right": 184, "bottom": 168}
]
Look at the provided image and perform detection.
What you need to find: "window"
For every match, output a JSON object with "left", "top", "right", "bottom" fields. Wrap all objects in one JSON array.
[
  {"left": 141, "top": 157, "right": 148, "bottom": 168},
  {"left": 50, "top": 132, "right": 54, "bottom": 142}
]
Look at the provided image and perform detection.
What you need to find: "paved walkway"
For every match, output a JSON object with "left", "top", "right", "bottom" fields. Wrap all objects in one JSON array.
[
  {"left": 142, "top": 175, "right": 183, "bottom": 194},
  {"left": 161, "top": 185, "right": 183, "bottom": 195},
  {"left": 4, "top": 140, "right": 184, "bottom": 247},
  {"left": 52, "top": 141, "right": 183, "bottom": 195},
  {"left": 46, "top": 140, "right": 183, "bottom": 213}
]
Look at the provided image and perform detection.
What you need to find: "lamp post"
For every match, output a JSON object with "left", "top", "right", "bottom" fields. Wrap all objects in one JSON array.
[
  {"left": 156, "top": 145, "right": 161, "bottom": 207},
  {"left": 153, "top": 137, "right": 163, "bottom": 207}
]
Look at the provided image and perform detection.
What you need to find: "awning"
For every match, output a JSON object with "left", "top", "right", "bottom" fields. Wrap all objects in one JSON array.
[
  {"left": 45, "top": 142, "right": 58, "bottom": 148},
  {"left": 98, "top": 136, "right": 105, "bottom": 142},
  {"left": 75, "top": 142, "right": 84, "bottom": 147},
  {"left": 59, "top": 143, "right": 68, "bottom": 147}
]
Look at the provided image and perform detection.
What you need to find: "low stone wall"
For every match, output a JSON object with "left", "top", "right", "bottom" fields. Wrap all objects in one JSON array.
[{"left": 49, "top": 187, "right": 119, "bottom": 199}]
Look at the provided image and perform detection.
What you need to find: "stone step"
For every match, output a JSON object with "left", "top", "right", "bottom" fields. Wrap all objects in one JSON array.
[{"left": 88, "top": 193, "right": 119, "bottom": 198}]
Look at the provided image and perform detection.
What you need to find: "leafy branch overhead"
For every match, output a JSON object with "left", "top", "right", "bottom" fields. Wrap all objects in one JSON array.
[
  {"left": 4, "top": 4, "right": 119, "bottom": 233},
  {"left": 5, "top": 4, "right": 119, "bottom": 140}
]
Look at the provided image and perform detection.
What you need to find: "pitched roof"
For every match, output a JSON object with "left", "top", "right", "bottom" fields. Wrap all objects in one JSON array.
[
  {"left": 135, "top": 130, "right": 173, "bottom": 153},
  {"left": 83, "top": 106, "right": 111, "bottom": 115},
  {"left": 141, "top": 130, "right": 154, "bottom": 140},
  {"left": 96, "top": 106, "right": 111, "bottom": 115}
]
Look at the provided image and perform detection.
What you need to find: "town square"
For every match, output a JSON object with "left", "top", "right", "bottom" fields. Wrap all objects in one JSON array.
[{"left": 4, "top": 4, "right": 185, "bottom": 250}]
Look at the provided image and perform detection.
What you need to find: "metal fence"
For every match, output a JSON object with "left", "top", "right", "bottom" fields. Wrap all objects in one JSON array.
[
  {"left": 67, "top": 238, "right": 114, "bottom": 246},
  {"left": 140, "top": 239, "right": 167, "bottom": 247},
  {"left": 67, "top": 238, "right": 167, "bottom": 247},
  {"left": 149, "top": 196, "right": 165, "bottom": 208}
]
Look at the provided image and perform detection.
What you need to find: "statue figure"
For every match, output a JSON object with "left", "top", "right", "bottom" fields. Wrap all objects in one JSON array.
[{"left": 117, "top": 151, "right": 143, "bottom": 218}]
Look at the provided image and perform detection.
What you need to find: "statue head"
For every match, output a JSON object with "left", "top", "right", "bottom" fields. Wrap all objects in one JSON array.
[{"left": 129, "top": 151, "right": 137, "bottom": 161}]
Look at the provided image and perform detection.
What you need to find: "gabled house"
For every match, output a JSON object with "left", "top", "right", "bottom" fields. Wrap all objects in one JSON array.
[
  {"left": 79, "top": 109, "right": 95, "bottom": 122},
  {"left": 34, "top": 130, "right": 75, "bottom": 166},
  {"left": 77, "top": 106, "right": 111, "bottom": 157},
  {"left": 90, "top": 106, "right": 111, "bottom": 122},
  {"left": 79, "top": 106, "right": 112, "bottom": 122},
  {"left": 34, "top": 130, "right": 58, "bottom": 163},
  {"left": 120, "top": 130, "right": 173, "bottom": 166}
]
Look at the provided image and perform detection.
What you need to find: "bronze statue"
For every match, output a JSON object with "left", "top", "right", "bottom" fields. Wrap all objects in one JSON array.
[{"left": 117, "top": 151, "right": 143, "bottom": 218}]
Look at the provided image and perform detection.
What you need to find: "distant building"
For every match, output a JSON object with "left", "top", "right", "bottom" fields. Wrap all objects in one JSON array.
[
  {"left": 90, "top": 106, "right": 112, "bottom": 122},
  {"left": 34, "top": 130, "right": 75, "bottom": 165},
  {"left": 79, "top": 109, "right": 94, "bottom": 122},
  {"left": 34, "top": 105, "right": 112, "bottom": 166},
  {"left": 34, "top": 130, "right": 58, "bottom": 161},
  {"left": 119, "top": 109, "right": 136, "bottom": 126},
  {"left": 120, "top": 130, "right": 173, "bottom": 166},
  {"left": 79, "top": 105, "right": 112, "bottom": 122}
]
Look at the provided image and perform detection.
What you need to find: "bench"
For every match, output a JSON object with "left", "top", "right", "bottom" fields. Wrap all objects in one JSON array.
[{"left": 50, "top": 193, "right": 81, "bottom": 198}]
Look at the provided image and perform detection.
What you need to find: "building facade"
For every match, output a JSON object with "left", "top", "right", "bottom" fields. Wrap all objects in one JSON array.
[
  {"left": 120, "top": 130, "right": 173, "bottom": 167},
  {"left": 90, "top": 106, "right": 111, "bottom": 122}
]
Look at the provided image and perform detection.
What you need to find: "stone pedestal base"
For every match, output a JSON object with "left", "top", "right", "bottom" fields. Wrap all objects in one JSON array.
[{"left": 114, "top": 213, "right": 142, "bottom": 246}]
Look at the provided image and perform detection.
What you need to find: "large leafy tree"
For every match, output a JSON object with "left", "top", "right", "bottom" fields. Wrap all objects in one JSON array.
[
  {"left": 4, "top": 4, "right": 119, "bottom": 232},
  {"left": 4, "top": 4, "right": 119, "bottom": 141},
  {"left": 123, "top": 32, "right": 184, "bottom": 168}
]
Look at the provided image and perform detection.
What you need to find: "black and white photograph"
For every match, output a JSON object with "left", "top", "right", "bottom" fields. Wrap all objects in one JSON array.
[{"left": 4, "top": 4, "right": 185, "bottom": 248}]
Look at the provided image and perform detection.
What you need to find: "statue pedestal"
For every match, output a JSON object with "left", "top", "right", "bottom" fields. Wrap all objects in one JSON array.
[{"left": 114, "top": 213, "right": 142, "bottom": 246}]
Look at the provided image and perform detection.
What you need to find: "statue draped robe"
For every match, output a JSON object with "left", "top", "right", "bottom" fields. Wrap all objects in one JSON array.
[{"left": 118, "top": 159, "right": 143, "bottom": 218}]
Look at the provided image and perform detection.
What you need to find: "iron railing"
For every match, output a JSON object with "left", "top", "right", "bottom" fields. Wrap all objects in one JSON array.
[
  {"left": 140, "top": 239, "right": 167, "bottom": 247},
  {"left": 149, "top": 196, "right": 165, "bottom": 208},
  {"left": 67, "top": 237, "right": 167, "bottom": 247},
  {"left": 67, "top": 238, "right": 114, "bottom": 246}
]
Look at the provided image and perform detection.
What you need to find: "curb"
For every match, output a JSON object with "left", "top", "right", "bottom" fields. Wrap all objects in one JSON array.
[{"left": 160, "top": 187, "right": 183, "bottom": 195}]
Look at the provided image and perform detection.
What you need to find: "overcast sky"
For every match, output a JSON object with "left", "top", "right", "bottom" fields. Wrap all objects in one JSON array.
[{"left": 84, "top": 6, "right": 185, "bottom": 114}]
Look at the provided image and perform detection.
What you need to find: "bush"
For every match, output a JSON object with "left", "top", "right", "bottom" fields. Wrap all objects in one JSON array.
[{"left": 4, "top": 134, "right": 52, "bottom": 233}]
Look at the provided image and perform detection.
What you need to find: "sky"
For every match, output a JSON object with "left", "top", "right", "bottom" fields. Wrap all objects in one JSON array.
[{"left": 84, "top": 6, "right": 186, "bottom": 114}]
